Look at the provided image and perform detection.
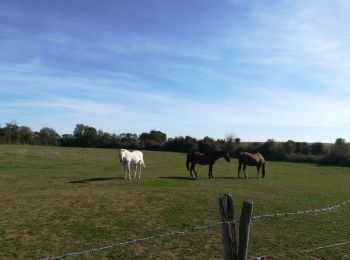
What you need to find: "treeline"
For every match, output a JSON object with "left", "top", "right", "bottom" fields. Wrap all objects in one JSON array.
[{"left": 1, "top": 122, "right": 350, "bottom": 167}]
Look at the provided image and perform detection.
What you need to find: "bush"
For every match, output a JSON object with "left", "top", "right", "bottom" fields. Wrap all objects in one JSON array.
[
  {"left": 164, "top": 136, "right": 198, "bottom": 153},
  {"left": 321, "top": 138, "right": 350, "bottom": 166},
  {"left": 286, "top": 154, "right": 322, "bottom": 164}
]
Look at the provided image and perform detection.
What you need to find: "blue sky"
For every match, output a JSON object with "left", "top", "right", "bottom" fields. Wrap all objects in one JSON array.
[{"left": 1, "top": 0, "right": 350, "bottom": 142}]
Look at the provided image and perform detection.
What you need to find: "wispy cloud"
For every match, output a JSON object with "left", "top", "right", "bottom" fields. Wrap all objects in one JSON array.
[
  {"left": 225, "top": 1, "right": 350, "bottom": 91},
  {"left": 3, "top": 84, "right": 350, "bottom": 138},
  {"left": 2, "top": 0, "right": 350, "bottom": 142}
]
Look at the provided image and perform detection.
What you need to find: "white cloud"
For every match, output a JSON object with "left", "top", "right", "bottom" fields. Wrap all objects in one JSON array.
[
  {"left": 226, "top": 0, "right": 350, "bottom": 92},
  {"left": 2, "top": 0, "right": 350, "bottom": 142}
]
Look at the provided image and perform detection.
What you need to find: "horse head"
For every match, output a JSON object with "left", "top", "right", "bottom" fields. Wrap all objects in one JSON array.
[
  {"left": 223, "top": 151, "right": 231, "bottom": 162},
  {"left": 117, "top": 148, "right": 124, "bottom": 163}
]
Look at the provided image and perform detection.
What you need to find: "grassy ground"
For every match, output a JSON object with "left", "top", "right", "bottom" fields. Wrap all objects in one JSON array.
[{"left": 0, "top": 145, "right": 349, "bottom": 259}]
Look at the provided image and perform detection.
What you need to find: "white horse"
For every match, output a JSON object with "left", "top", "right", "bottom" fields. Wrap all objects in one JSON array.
[{"left": 117, "top": 148, "right": 145, "bottom": 180}]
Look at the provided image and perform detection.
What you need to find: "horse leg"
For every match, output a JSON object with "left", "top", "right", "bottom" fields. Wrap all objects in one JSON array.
[
  {"left": 209, "top": 164, "right": 213, "bottom": 179},
  {"left": 138, "top": 163, "right": 142, "bottom": 178},
  {"left": 123, "top": 165, "right": 127, "bottom": 180},
  {"left": 189, "top": 163, "right": 194, "bottom": 178},
  {"left": 127, "top": 163, "right": 131, "bottom": 180},
  {"left": 238, "top": 162, "right": 242, "bottom": 178},
  {"left": 256, "top": 165, "right": 261, "bottom": 179},
  {"left": 243, "top": 164, "right": 248, "bottom": 179},
  {"left": 191, "top": 164, "right": 198, "bottom": 179},
  {"left": 133, "top": 164, "right": 138, "bottom": 179}
]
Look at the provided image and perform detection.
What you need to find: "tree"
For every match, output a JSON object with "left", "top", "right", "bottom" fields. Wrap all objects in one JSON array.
[
  {"left": 165, "top": 136, "right": 198, "bottom": 152},
  {"left": 118, "top": 132, "right": 139, "bottom": 149},
  {"left": 96, "top": 130, "right": 119, "bottom": 148},
  {"left": 3, "top": 122, "right": 19, "bottom": 144},
  {"left": 83, "top": 126, "right": 98, "bottom": 147},
  {"left": 0, "top": 130, "right": 4, "bottom": 144},
  {"left": 18, "top": 126, "right": 33, "bottom": 144},
  {"left": 198, "top": 136, "right": 217, "bottom": 152},
  {"left": 258, "top": 139, "right": 275, "bottom": 158},
  {"left": 310, "top": 142, "right": 326, "bottom": 155},
  {"left": 140, "top": 130, "right": 167, "bottom": 144},
  {"left": 73, "top": 124, "right": 97, "bottom": 147},
  {"left": 120, "top": 133, "right": 138, "bottom": 142},
  {"left": 73, "top": 124, "right": 85, "bottom": 139},
  {"left": 234, "top": 137, "right": 241, "bottom": 145},
  {"left": 295, "top": 142, "right": 310, "bottom": 154},
  {"left": 39, "top": 127, "right": 60, "bottom": 145},
  {"left": 60, "top": 134, "right": 75, "bottom": 147},
  {"left": 224, "top": 135, "right": 236, "bottom": 154},
  {"left": 139, "top": 130, "right": 166, "bottom": 150},
  {"left": 322, "top": 138, "right": 350, "bottom": 166},
  {"left": 283, "top": 140, "right": 296, "bottom": 155}
]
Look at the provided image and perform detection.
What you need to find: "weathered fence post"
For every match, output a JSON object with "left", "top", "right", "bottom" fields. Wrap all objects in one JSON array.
[
  {"left": 219, "top": 193, "right": 238, "bottom": 260},
  {"left": 238, "top": 201, "right": 253, "bottom": 260}
]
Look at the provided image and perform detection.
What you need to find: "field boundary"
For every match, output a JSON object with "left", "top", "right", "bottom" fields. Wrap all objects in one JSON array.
[{"left": 37, "top": 199, "right": 350, "bottom": 260}]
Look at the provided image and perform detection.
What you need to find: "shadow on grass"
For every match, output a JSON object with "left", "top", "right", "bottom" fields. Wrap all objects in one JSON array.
[
  {"left": 158, "top": 176, "right": 245, "bottom": 180},
  {"left": 69, "top": 177, "right": 123, "bottom": 184},
  {"left": 213, "top": 176, "right": 242, "bottom": 180},
  {"left": 158, "top": 176, "right": 197, "bottom": 181}
]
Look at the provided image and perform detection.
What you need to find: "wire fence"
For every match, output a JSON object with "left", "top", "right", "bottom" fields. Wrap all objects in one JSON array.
[
  {"left": 37, "top": 221, "right": 228, "bottom": 260},
  {"left": 269, "top": 240, "right": 350, "bottom": 259},
  {"left": 37, "top": 199, "right": 350, "bottom": 260},
  {"left": 252, "top": 199, "right": 350, "bottom": 220}
]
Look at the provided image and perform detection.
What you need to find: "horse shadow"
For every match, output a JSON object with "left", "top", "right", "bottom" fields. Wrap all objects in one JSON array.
[
  {"left": 69, "top": 177, "right": 123, "bottom": 184},
  {"left": 213, "top": 176, "right": 242, "bottom": 180},
  {"left": 158, "top": 176, "right": 242, "bottom": 180},
  {"left": 158, "top": 176, "right": 197, "bottom": 181}
]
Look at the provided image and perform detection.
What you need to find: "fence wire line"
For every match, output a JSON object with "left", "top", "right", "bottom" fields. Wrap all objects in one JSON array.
[
  {"left": 270, "top": 240, "right": 350, "bottom": 258},
  {"left": 252, "top": 199, "right": 350, "bottom": 220},
  {"left": 36, "top": 221, "right": 231, "bottom": 260},
  {"left": 300, "top": 241, "right": 350, "bottom": 253},
  {"left": 37, "top": 199, "right": 350, "bottom": 260}
]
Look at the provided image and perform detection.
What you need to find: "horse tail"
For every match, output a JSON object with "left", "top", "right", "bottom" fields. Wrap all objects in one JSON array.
[
  {"left": 261, "top": 161, "right": 266, "bottom": 178},
  {"left": 186, "top": 154, "right": 190, "bottom": 171}
]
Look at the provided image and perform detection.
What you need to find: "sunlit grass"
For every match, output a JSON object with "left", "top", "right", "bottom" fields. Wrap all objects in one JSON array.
[{"left": 0, "top": 145, "right": 349, "bottom": 259}]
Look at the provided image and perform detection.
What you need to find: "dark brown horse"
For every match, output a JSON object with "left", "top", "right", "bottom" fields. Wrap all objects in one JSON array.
[
  {"left": 186, "top": 151, "right": 230, "bottom": 179},
  {"left": 238, "top": 152, "right": 266, "bottom": 179}
]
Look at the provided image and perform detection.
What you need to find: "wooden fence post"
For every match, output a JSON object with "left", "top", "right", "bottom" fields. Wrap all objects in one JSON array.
[
  {"left": 219, "top": 193, "right": 238, "bottom": 260},
  {"left": 238, "top": 200, "right": 253, "bottom": 260}
]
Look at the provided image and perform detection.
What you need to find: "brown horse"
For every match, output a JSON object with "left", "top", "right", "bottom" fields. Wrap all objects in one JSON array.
[
  {"left": 238, "top": 152, "right": 266, "bottom": 179},
  {"left": 186, "top": 151, "right": 230, "bottom": 179}
]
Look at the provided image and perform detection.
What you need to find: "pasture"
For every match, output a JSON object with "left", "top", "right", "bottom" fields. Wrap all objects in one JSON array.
[{"left": 0, "top": 145, "right": 350, "bottom": 259}]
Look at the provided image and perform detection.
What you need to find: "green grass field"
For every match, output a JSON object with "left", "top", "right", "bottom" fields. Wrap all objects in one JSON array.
[{"left": 1, "top": 145, "right": 350, "bottom": 259}]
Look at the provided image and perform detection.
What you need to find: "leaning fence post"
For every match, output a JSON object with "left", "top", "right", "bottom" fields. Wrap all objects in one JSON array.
[
  {"left": 219, "top": 193, "right": 238, "bottom": 260},
  {"left": 238, "top": 200, "right": 253, "bottom": 260}
]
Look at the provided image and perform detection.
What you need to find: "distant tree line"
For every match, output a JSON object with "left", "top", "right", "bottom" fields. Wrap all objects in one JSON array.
[{"left": 1, "top": 122, "right": 350, "bottom": 167}]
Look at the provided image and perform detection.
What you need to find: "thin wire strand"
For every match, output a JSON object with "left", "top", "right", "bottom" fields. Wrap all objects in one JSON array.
[
  {"left": 37, "top": 199, "right": 350, "bottom": 260},
  {"left": 252, "top": 200, "right": 350, "bottom": 220},
  {"left": 36, "top": 221, "right": 231, "bottom": 260},
  {"left": 270, "top": 240, "right": 350, "bottom": 258}
]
